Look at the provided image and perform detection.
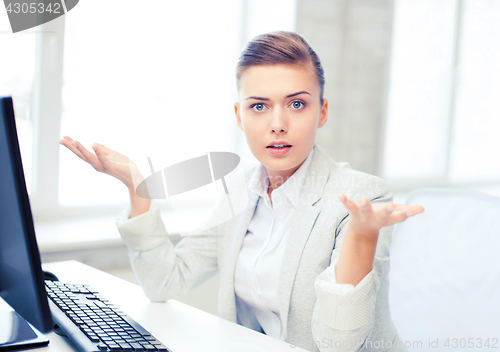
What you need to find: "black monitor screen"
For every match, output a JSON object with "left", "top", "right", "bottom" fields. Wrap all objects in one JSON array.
[{"left": 0, "top": 96, "right": 53, "bottom": 333}]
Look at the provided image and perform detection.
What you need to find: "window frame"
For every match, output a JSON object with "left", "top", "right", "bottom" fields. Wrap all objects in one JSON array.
[
  {"left": 29, "top": 2, "right": 254, "bottom": 222},
  {"left": 382, "top": 0, "right": 500, "bottom": 194}
]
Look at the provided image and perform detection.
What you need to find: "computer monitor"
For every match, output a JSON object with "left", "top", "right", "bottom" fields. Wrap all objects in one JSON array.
[{"left": 0, "top": 96, "right": 52, "bottom": 347}]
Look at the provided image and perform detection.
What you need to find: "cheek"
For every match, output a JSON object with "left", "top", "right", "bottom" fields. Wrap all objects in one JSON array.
[
  {"left": 292, "top": 111, "right": 319, "bottom": 132},
  {"left": 242, "top": 114, "right": 264, "bottom": 132},
  {"left": 241, "top": 118, "right": 263, "bottom": 144}
]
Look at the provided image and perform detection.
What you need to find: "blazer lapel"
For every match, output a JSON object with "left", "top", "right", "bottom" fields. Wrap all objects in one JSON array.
[
  {"left": 218, "top": 189, "right": 258, "bottom": 323},
  {"left": 278, "top": 144, "right": 331, "bottom": 339}
]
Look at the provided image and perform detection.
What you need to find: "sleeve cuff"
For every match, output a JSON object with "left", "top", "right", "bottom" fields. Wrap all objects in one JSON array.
[
  {"left": 326, "top": 257, "right": 374, "bottom": 292},
  {"left": 314, "top": 257, "right": 378, "bottom": 331},
  {"left": 115, "top": 200, "right": 170, "bottom": 251}
]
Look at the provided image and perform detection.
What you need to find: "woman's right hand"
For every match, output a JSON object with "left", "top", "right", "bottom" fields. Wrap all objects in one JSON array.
[{"left": 59, "top": 136, "right": 144, "bottom": 191}]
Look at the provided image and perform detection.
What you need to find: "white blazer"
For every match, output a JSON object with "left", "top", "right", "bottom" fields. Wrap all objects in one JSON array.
[{"left": 116, "top": 144, "right": 407, "bottom": 352}]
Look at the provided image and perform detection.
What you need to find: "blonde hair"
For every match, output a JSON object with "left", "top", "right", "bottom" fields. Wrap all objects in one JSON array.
[{"left": 236, "top": 31, "right": 325, "bottom": 102}]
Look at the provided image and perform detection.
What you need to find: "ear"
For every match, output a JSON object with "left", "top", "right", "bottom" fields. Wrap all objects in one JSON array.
[
  {"left": 318, "top": 98, "right": 328, "bottom": 128},
  {"left": 234, "top": 102, "right": 243, "bottom": 131}
]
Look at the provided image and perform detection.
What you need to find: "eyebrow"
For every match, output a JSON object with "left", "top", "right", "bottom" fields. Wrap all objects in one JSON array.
[{"left": 245, "top": 91, "right": 311, "bottom": 101}]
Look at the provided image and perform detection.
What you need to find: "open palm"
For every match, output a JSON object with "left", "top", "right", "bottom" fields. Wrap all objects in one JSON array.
[
  {"left": 59, "top": 136, "right": 144, "bottom": 190},
  {"left": 338, "top": 194, "right": 425, "bottom": 239}
]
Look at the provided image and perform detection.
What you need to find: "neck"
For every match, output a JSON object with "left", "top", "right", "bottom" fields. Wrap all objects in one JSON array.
[{"left": 265, "top": 159, "right": 306, "bottom": 195}]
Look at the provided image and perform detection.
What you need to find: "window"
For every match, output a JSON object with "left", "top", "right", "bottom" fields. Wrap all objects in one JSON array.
[
  {"left": 1, "top": 0, "right": 297, "bottom": 238},
  {"left": 384, "top": 0, "right": 500, "bottom": 191},
  {"left": 59, "top": 0, "right": 241, "bottom": 207},
  {"left": 0, "top": 9, "right": 35, "bottom": 194}
]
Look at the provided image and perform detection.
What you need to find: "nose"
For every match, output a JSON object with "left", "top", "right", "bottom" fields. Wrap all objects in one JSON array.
[{"left": 269, "top": 107, "right": 287, "bottom": 133}]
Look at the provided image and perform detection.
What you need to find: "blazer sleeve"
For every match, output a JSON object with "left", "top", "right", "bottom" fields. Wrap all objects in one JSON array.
[
  {"left": 115, "top": 199, "right": 219, "bottom": 302},
  {"left": 310, "top": 185, "right": 405, "bottom": 351}
]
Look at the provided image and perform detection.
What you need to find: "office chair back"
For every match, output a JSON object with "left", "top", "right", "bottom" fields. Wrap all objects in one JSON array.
[{"left": 389, "top": 188, "right": 500, "bottom": 351}]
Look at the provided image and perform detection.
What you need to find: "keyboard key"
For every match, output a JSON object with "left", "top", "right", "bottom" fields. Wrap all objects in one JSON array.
[
  {"left": 130, "top": 343, "right": 145, "bottom": 351},
  {"left": 95, "top": 300, "right": 108, "bottom": 308},
  {"left": 143, "top": 345, "right": 156, "bottom": 351},
  {"left": 97, "top": 343, "right": 108, "bottom": 350},
  {"left": 119, "top": 343, "right": 133, "bottom": 351}
]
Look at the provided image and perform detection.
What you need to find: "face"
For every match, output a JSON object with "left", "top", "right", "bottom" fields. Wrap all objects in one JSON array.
[{"left": 234, "top": 63, "right": 328, "bottom": 182}]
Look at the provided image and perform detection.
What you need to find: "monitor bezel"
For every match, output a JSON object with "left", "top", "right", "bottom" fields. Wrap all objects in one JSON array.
[{"left": 0, "top": 96, "right": 53, "bottom": 333}]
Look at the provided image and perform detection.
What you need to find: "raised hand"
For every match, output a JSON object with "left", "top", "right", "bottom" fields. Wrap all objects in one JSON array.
[
  {"left": 338, "top": 194, "right": 425, "bottom": 240},
  {"left": 59, "top": 136, "right": 144, "bottom": 190},
  {"left": 335, "top": 194, "right": 425, "bottom": 285}
]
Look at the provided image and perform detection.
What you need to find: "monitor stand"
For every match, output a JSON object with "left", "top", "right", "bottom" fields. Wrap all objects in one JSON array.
[{"left": 0, "top": 310, "right": 49, "bottom": 350}]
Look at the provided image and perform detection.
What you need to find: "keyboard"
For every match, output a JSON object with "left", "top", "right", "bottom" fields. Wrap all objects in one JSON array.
[{"left": 45, "top": 281, "right": 172, "bottom": 352}]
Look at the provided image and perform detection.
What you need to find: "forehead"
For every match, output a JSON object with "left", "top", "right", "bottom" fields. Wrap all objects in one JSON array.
[{"left": 239, "top": 64, "right": 318, "bottom": 98}]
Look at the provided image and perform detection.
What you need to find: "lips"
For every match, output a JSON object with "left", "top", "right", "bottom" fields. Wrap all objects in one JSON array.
[{"left": 266, "top": 141, "right": 292, "bottom": 148}]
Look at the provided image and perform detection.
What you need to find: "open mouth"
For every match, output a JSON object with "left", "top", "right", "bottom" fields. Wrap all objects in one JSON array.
[{"left": 266, "top": 144, "right": 292, "bottom": 149}]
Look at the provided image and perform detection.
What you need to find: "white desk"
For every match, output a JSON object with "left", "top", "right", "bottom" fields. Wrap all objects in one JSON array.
[{"left": 40, "top": 261, "right": 307, "bottom": 352}]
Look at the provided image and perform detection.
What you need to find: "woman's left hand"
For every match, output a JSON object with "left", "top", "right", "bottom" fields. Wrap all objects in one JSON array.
[{"left": 338, "top": 194, "right": 425, "bottom": 241}]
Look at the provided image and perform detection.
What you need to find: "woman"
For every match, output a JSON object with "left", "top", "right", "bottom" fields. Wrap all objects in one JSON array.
[{"left": 60, "top": 31, "right": 423, "bottom": 351}]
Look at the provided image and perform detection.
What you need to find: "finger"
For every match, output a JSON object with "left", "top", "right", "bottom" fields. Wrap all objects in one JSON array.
[
  {"left": 59, "top": 138, "right": 88, "bottom": 162},
  {"left": 59, "top": 136, "right": 75, "bottom": 146},
  {"left": 72, "top": 141, "right": 91, "bottom": 163},
  {"left": 358, "top": 197, "right": 372, "bottom": 215},
  {"left": 387, "top": 210, "right": 412, "bottom": 225},
  {"left": 73, "top": 141, "right": 102, "bottom": 171},
  {"left": 407, "top": 204, "right": 425, "bottom": 216},
  {"left": 92, "top": 144, "right": 112, "bottom": 170},
  {"left": 379, "top": 201, "right": 395, "bottom": 220},
  {"left": 392, "top": 204, "right": 425, "bottom": 216},
  {"left": 338, "top": 194, "right": 359, "bottom": 213},
  {"left": 92, "top": 143, "right": 113, "bottom": 155}
]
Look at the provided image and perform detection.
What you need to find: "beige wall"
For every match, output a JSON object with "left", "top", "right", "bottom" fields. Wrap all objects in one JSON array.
[{"left": 296, "top": 0, "right": 395, "bottom": 176}]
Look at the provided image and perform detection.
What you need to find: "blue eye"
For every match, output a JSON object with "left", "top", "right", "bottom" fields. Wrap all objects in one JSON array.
[
  {"left": 251, "top": 103, "right": 266, "bottom": 112},
  {"left": 291, "top": 101, "right": 305, "bottom": 109}
]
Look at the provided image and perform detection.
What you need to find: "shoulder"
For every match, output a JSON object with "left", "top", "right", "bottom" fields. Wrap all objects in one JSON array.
[{"left": 314, "top": 144, "right": 393, "bottom": 203}]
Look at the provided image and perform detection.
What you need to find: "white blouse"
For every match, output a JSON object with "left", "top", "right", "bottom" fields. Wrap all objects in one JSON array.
[{"left": 233, "top": 147, "right": 315, "bottom": 340}]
